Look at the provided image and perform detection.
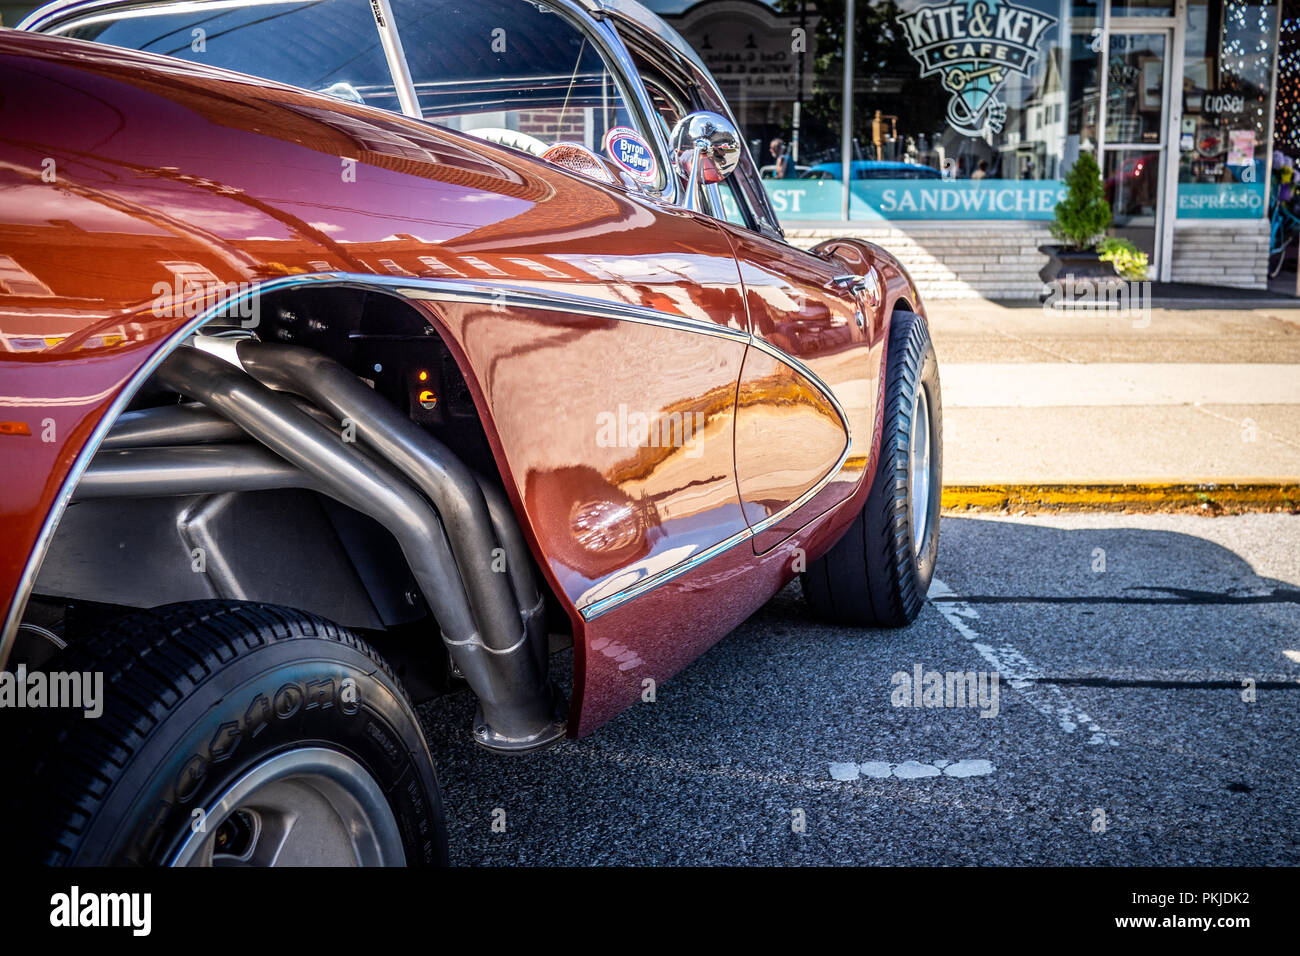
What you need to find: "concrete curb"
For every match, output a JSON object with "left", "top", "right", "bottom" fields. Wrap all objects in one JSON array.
[{"left": 941, "top": 482, "right": 1300, "bottom": 513}]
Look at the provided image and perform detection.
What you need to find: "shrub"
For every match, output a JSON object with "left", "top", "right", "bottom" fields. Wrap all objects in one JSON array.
[
  {"left": 1097, "top": 237, "right": 1149, "bottom": 281},
  {"left": 1051, "top": 153, "right": 1111, "bottom": 250}
]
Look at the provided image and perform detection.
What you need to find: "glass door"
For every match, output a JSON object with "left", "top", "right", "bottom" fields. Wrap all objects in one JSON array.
[{"left": 1102, "top": 29, "right": 1173, "bottom": 270}]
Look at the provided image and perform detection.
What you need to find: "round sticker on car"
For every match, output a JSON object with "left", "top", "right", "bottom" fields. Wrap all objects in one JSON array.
[{"left": 603, "top": 127, "right": 658, "bottom": 184}]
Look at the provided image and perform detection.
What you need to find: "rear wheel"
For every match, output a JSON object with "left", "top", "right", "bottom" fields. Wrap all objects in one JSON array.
[
  {"left": 15, "top": 601, "right": 446, "bottom": 866},
  {"left": 802, "top": 309, "right": 942, "bottom": 627}
]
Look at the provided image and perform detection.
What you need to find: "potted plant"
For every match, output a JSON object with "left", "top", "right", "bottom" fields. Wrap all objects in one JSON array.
[
  {"left": 1097, "top": 237, "right": 1149, "bottom": 282},
  {"left": 1039, "top": 152, "right": 1117, "bottom": 284}
]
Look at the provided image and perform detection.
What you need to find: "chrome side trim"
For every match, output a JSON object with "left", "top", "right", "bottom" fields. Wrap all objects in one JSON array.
[
  {"left": 2, "top": 268, "right": 854, "bottom": 649},
  {"left": 394, "top": 277, "right": 751, "bottom": 344},
  {"left": 578, "top": 525, "right": 753, "bottom": 621},
  {"left": 742, "top": 336, "right": 853, "bottom": 536},
  {"left": 747, "top": 445, "right": 851, "bottom": 538},
  {"left": 576, "top": 432, "right": 853, "bottom": 622}
]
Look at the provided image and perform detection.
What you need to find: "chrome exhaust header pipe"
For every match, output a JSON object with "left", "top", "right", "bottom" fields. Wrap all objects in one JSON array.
[
  {"left": 232, "top": 342, "right": 561, "bottom": 752},
  {"left": 140, "top": 346, "right": 564, "bottom": 752},
  {"left": 73, "top": 444, "right": 307, "bottom": 498},
  {"left": 100, "top": 403, "right": 244, "bottom": 449}
]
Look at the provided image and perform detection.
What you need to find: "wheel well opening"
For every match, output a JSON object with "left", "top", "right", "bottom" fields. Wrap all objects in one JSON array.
[{"left": 23, "top": 284, "right": 571, "bottom": 700}]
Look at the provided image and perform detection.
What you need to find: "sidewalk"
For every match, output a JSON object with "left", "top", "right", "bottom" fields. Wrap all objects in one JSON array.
[{"left": 925, "top": 298, "right": 1300, "bottom": 509}]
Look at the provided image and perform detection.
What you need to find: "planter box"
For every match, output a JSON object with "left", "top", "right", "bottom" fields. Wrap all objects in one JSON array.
[{"left": 1037, "top": 245, "right": 1121, "bottom": 284}]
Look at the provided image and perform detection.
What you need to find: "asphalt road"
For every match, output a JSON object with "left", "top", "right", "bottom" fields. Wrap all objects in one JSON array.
[{"left": 418, "top": 512, "right": 1300, "bottom": 865}]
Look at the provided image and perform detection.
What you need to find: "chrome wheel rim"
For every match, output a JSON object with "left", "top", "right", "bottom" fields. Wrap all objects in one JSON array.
[
  {"left": 909, "top": 386, "right": 932, "bottom": 555},
  {"left": 170, "top": 747, "right": 404, "bottom": 867}
]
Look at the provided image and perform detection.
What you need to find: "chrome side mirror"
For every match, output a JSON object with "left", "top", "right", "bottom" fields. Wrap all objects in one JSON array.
[{"left": 668, "top": 111, "right": 742, "bottom": 214}]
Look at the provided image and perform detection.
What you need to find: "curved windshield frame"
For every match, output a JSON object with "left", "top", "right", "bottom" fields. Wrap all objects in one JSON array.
[{"left": 51, "top": 0, "right": 405, "bottom": 113}]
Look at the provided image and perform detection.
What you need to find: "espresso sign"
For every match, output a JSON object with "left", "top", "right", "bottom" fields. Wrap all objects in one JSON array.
[{"left": 897, "top": 0, "right": 1057, "bottom": 137}]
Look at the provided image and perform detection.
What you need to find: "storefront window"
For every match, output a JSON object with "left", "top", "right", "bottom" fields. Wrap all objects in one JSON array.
[
  {"left": 1177, "top": 0, "right": 1279, "bottom": 219},
  {"left": 1066, "top": 18, "right": 1103, "bottom": 166},
  {"left": 652, "top": 0, "right": 1074, "bottom": 221},
  {"left": 652, "top": 0, "right": 846, "bottom": 219},
  {"left": 647, "top": 0, "right": 1280, "bottom": 229}
]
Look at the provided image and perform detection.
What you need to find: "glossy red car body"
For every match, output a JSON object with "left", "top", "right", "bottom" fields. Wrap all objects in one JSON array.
[{"left": 0, "top": 27, "right": 922, "bottom": 737}]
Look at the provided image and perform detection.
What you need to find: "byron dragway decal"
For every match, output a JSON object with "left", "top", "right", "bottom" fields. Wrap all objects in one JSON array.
[{"left": 603, "top": 126, "right": 658, "bottom": 183}]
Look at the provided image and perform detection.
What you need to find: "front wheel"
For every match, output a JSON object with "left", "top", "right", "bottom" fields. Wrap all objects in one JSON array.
[
  {"left": 802, "top": 309, "right": 942, "bottom": 627},
  {"left": 15, "top": 601, "right": 447, "bottom": 866}
]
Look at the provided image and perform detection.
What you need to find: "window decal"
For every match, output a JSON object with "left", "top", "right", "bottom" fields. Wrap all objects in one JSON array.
[
  {"left": 897, "top": 0, "right": 1058, "bottom": 137},
  {"left": 603, "top": 126, "right": 658, "bottom": 183}
]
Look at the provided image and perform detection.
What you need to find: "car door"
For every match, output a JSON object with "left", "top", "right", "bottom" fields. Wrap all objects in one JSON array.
[
  {"left": 387, "top": 0, "right": 753, "bottom": 616},
  {"left": 722, "top": 208, "right": 883, "bottom": 554},
  {"left": 633, "top": 43, "right": 883, "bottom": 555}
]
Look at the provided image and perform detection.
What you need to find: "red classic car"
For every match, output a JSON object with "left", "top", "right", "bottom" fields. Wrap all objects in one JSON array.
[{"left": 0, "top": 0, "right": 942, "bottom": 865}]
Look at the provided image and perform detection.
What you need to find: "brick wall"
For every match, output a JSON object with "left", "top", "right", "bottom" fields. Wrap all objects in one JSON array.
[
  {"left": 1169, "top": 219, "right": 1268, "bottom": 290},
  {"left": 515, "top": 110, "right": 586, "bottom": 142},
  {"left": 784, "top": 223, "right": 1055, "bottom": 300},
  {"left": 785, "top": 219, "right": 1271, "bottom": 297}
]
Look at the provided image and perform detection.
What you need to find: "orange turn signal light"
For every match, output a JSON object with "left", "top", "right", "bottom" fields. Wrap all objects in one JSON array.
[{"left": 0, "top": 421, "right": 32, "bottom": 436}]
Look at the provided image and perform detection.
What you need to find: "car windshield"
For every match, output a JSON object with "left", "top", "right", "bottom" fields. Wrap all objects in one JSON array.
[
  {"left": 53, "top": 0, "right": 652, "bottom": 179},
  {"left": 392, "top": 0, "right": 644, "bottom": 172},
  {"left": 56, "top": 0, "right": 403, "bottom": 113}
]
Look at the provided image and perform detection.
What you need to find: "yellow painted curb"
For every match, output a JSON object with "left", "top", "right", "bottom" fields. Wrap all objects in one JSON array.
[{"left": 941, "top": 483, "right": 1300, "bottom": 513}]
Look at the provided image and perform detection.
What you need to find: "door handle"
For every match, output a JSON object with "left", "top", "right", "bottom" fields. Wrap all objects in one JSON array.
[
  {"left": 827, "top": 273, "right": 865, "bottom": 292},
  {"left": 827, "top": 272, "right": 881, "bottom": 309}
]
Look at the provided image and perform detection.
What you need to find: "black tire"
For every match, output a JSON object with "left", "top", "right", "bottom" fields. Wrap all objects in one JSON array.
[
  {"left": 12, "top": 601, "right": 447, "bottom": 866},
  {"left": 802, "top": 309, "right": 942, "bottom": 627}
]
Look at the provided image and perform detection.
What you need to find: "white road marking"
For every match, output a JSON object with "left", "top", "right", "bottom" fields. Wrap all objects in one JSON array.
[
  {"left": 928, "top": 576, "right": 1117, "bottom": 745},
  {"left": 828, "top": 759, "right": 995, "bottom": 781}
]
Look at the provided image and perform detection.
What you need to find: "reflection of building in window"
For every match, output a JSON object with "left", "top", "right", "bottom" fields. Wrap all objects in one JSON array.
[
  {"left": 665, "top": 0, "right": 820, "bottom": 167},
  {"left": 1001, "top": 49, "right": 1065, "bottom": 181}
]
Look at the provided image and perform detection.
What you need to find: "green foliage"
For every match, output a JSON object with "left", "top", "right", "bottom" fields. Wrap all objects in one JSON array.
[
  {"left": 1051, "top": 153, "right": 1112, "bottom": 250},
  {"left": 1097, "top": 237, "right": 1149, "bottom": 281}
]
